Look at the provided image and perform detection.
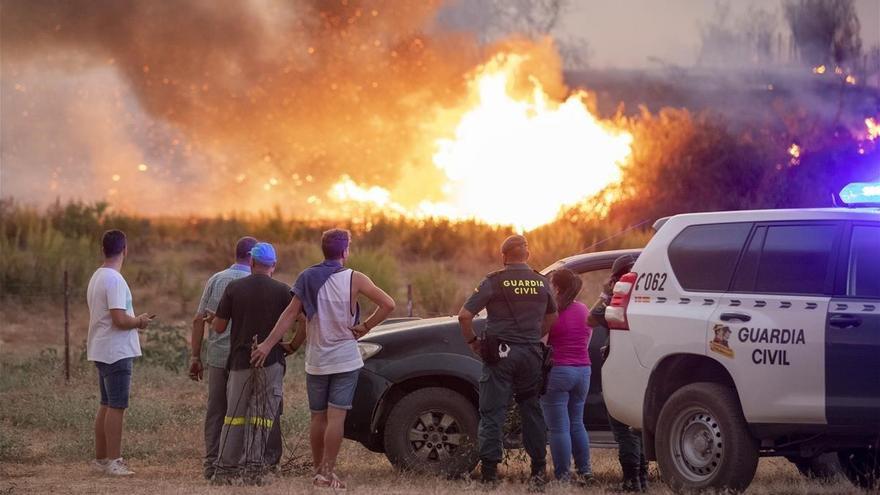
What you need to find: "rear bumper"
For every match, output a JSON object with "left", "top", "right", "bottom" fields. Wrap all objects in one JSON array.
[{"left": 343, "top": 367, "right": 392, "bottom": 450}]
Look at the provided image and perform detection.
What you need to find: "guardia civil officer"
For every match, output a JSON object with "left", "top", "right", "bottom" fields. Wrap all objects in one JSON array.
[
  {"left": 588, "top": 253, "right": 648, "bottom": 492},
  {"left": 458, "top": 235, "right": 558, "bottom": 491}
]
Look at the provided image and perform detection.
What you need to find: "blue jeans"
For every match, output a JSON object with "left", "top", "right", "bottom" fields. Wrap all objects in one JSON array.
[{"left": 541, "top": 365, "right": 591, "bottom": 480}]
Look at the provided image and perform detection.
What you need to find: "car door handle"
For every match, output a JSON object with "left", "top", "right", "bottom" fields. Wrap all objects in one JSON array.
[
  {"left": 829, "top": 314, "right": 862, "bottom": 329},
  {"left": 720, "top": 312, "right": 751, "bottom": 322}
]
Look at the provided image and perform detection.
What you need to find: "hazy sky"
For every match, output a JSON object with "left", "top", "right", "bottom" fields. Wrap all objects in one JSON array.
[{"left": 559, "top": 0, "right": 880, "bottom": 68}]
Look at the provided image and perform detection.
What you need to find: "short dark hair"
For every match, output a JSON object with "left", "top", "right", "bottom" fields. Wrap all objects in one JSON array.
[
  {"left": 321, "top": 229, "right": 351, "bottom": 260},
  {"left": 102, "top": 229, "right": 127, "bottom": 258},
  {"left": 235, "top": 236, "right": 258, "bottom": 261},
  {"left": 501, "top": 234, "right": 528, "bottom": 261}
]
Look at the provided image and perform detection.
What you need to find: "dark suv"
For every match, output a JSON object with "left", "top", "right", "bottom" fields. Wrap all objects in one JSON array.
[{"left": 344, "top": 249, "right": 641, "bottom": 476}]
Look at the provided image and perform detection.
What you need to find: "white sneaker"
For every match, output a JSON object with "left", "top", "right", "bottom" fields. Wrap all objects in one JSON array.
[
  {"left": 91, "top": 459, "right": 109, "bottom": 473},
  {"left": 105, "top": 458, "right": 135, "bottom": 476}
]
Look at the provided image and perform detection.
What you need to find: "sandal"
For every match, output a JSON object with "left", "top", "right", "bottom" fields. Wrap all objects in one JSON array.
[
  {"left": 313, "top": 473, "right": 331, "bottom": 488},
  {"left": 328, "top": 472, "right": 346, "bottom": 492}
]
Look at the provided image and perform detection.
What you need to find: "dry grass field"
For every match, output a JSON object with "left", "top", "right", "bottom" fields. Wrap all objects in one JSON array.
[
  {"left": 0, "top": 209, "right": 868, "bottom": 494},
  {"left": 0, "top": 341, "right": 864, "bottom": 495}
]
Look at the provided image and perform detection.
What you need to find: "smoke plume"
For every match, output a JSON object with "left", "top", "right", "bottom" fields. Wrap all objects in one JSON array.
[{"left": 1, "top": 0, "right": 512, "bottom": 213}]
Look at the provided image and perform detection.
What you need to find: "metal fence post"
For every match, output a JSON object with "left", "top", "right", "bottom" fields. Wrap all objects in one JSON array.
[
  {"left": 64, "top": 269, "right": 70, "bottom": 382},
  {"left": 406, "top": 284, "right": 413, "bottom": 317}
]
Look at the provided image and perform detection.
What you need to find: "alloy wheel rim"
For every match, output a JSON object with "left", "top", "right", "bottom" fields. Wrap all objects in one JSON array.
[{"left": 408, "top": 410, "right": 465, "bottom": 462}]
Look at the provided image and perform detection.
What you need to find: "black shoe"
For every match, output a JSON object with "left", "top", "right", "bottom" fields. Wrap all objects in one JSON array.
[
  {"left": 209, "top": 472, "right": 235, "bottom": 486},
  {"left": 613, "top": 463, "right": 642, "bottom": 493},
  {"left": 480, "top": 463, "right": 499, "bottom": 485},
  {"left": 612, "top": 479, "right": 641, "bottom": 493},
  {"left": 527, "top": 473, "right": 547, "bottom": 493},
  {"left": 573, "top": 472, "right": 596, "bottom": 487}
]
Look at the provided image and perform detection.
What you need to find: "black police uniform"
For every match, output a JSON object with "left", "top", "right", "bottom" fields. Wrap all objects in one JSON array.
[{"left": 463, "top": 263, "right": 557, "bottom": 477}]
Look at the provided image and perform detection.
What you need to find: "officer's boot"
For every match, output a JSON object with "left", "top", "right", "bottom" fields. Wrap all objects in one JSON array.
[
  {"left": 615, "top": 463, "right": 641, "bottom": 493},
  {"left": 480, "top": 462, "right": 499, "bottom": 487},
  {"left": 527, "top": 463, "right": 547, "bottom": 493},
  {"left": 638, "top": 455, "right": 649, "bottom": 492}
]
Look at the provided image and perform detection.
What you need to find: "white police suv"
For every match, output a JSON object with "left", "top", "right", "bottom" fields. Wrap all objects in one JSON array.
[{"left": 603, "top": 182, "right": 880, "bottom": 492}]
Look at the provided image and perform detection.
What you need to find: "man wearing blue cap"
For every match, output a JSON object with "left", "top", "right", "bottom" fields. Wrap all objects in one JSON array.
[{"left": 210, "top": 242, "right": 294, "bottom": 485}]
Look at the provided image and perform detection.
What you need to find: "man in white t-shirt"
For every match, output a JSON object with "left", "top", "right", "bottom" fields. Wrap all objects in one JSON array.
[{"left": 86, "top": 229, "right": 154, "bottom": 476}]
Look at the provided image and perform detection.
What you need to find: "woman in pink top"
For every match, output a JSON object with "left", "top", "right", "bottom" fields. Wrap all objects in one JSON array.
[{"left": 541, "top": 268, "right": 593, "bottom": 483}]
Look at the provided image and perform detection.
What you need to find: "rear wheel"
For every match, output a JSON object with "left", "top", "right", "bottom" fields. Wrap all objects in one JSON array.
[
  {"left": 838, "top": 446, "right": 880, "bottom": 491},
  {"left": 383, "top": 387, "right": 479, "bottom": 477},
  {"left": 786, "top": 453, "right": 842, "bottom": 482},
  {"left": 655, "top": 382, "right": 758, "bottom": 493}
]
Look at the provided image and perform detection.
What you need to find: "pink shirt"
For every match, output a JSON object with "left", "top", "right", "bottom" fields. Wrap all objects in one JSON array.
[{"left": 547, "top": 301, "right": 592, "bottom": 366}]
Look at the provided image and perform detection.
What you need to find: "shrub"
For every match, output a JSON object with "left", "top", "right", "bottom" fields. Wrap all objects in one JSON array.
[
  {"left": 347, "top": 247, "right": 401, "bottom": 304},
  {"left": 140, "top": 323, "right": 189, "bottom": 372},
  {"left": 0, "top": 201, "right": 97, "bottom": 300},
  {"left": 411, "top": 262, "right": 462, "bottom": 316},
  {"left": 0, "top": 426, "right": 27, "bottom": 462}
]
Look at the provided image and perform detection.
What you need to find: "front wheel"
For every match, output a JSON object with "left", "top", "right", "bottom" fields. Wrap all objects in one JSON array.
[
  {"left": 383, "top": 387, "right": 479, "bottom": 477},
  {"left": 838, "top": 446, "right": 880, "bottom": 490},
  {"left": 655, "top": 382, "right": 758, "bottom": 493}
]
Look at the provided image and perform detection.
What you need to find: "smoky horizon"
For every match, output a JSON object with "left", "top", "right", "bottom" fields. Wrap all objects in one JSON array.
[{"left": 1, "top": 0, "right": 878, "bottom": 229}]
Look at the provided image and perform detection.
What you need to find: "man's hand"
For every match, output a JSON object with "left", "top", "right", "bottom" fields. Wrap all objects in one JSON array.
[
  {"left": 136, "top": 313, "right": 155, "bottom": 329},
  {"left": 250, "top": 342, "right": 272, "bottom": 368},
  {"left": 468, "top": 339, "right": 482, "bottom": 358},
  {"left": 202, "top": 309, "right": 215, "bottom": 325},
  {"left": 189, "top": 357, "right": 203, "bottom": 381},
  {"left": 350, "top": 323, "right": 369, "bottom": 339},
  {"left": 603, "top": 277, "right": 616, "bottom": 296}
]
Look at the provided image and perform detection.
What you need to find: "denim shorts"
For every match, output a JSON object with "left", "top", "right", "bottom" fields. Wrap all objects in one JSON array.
[
  {"left": 95, "top": 357, "right": 133, "bottom": 409},
  {"left": 306, "top": 369, "right": 360, "bottom": 412}
]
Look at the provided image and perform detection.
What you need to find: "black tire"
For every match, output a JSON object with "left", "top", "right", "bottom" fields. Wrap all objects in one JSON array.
[
  {"left": 383, "top": 387, "right": 479, "bottom": 477},
  {"left": 655, "top": 382, "right": 759, "bottom": 493},
  {"left": 787, "top": 453, "right": 842, "bottom": 482},
  {"left": 838, "top": 447, "right": 880, "bottom": 491}
]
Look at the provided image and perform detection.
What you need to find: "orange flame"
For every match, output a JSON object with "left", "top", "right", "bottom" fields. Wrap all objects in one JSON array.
[
  {"left": 328, "top": 52, "right": 632, "bottom": 231},
  {"left": 866, "top": 118, "right": 880, "bottom": 141}
]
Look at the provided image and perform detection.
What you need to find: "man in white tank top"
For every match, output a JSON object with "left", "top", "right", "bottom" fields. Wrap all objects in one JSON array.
[{"left": 253, "top": 229, "right": 395, "bottom": 490}]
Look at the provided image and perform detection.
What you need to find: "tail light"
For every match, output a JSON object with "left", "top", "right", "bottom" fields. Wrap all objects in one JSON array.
[{"left": 606, "top": 272, "right": 637, "bottom": 330}]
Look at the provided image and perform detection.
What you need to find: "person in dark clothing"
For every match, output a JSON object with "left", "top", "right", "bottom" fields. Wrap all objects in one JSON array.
[
  {"left": 588, "top": 254, "right": 648, "bottom": 492},
  {"left": 210, "top": 242, "right": 293, "bottom": 485},
  {"left": 458, "top": 235, "right": 558, "bottom": 492}
]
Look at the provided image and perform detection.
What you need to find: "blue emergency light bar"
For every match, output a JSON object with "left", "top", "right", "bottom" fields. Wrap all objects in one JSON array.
[{"left": 838, "top": 182, "right": 880, "bottom": 207}]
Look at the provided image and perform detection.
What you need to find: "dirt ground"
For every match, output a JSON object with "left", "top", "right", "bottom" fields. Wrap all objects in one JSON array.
[
  {"left": 0, "top": 300, "right": 866, "bottom": 495},
  {"left": 0, "top": 451, "right": 862, "bottom": 494}
]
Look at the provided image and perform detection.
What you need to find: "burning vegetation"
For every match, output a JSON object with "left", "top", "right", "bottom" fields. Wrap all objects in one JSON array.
[{"left": 1, "top": 0, "right": 879, "bottom": 233}]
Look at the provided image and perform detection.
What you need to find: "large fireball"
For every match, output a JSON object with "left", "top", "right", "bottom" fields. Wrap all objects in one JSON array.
[{"left": 329, "top": 52, "right": 633, "bottom": 231}]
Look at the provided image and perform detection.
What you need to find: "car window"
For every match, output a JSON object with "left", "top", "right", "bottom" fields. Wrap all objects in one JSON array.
[
  {"left": 753, "top": 224, "right": 838, "bottom": 295},
  {"left": 578, "top": 268, "right": 612, "bottom": 309},
  {"left": 668, "top": 223, "right": 752, "bottom": 292},
  {"left": 848, "top": 225, "right": 880, "bottom": 298}
]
